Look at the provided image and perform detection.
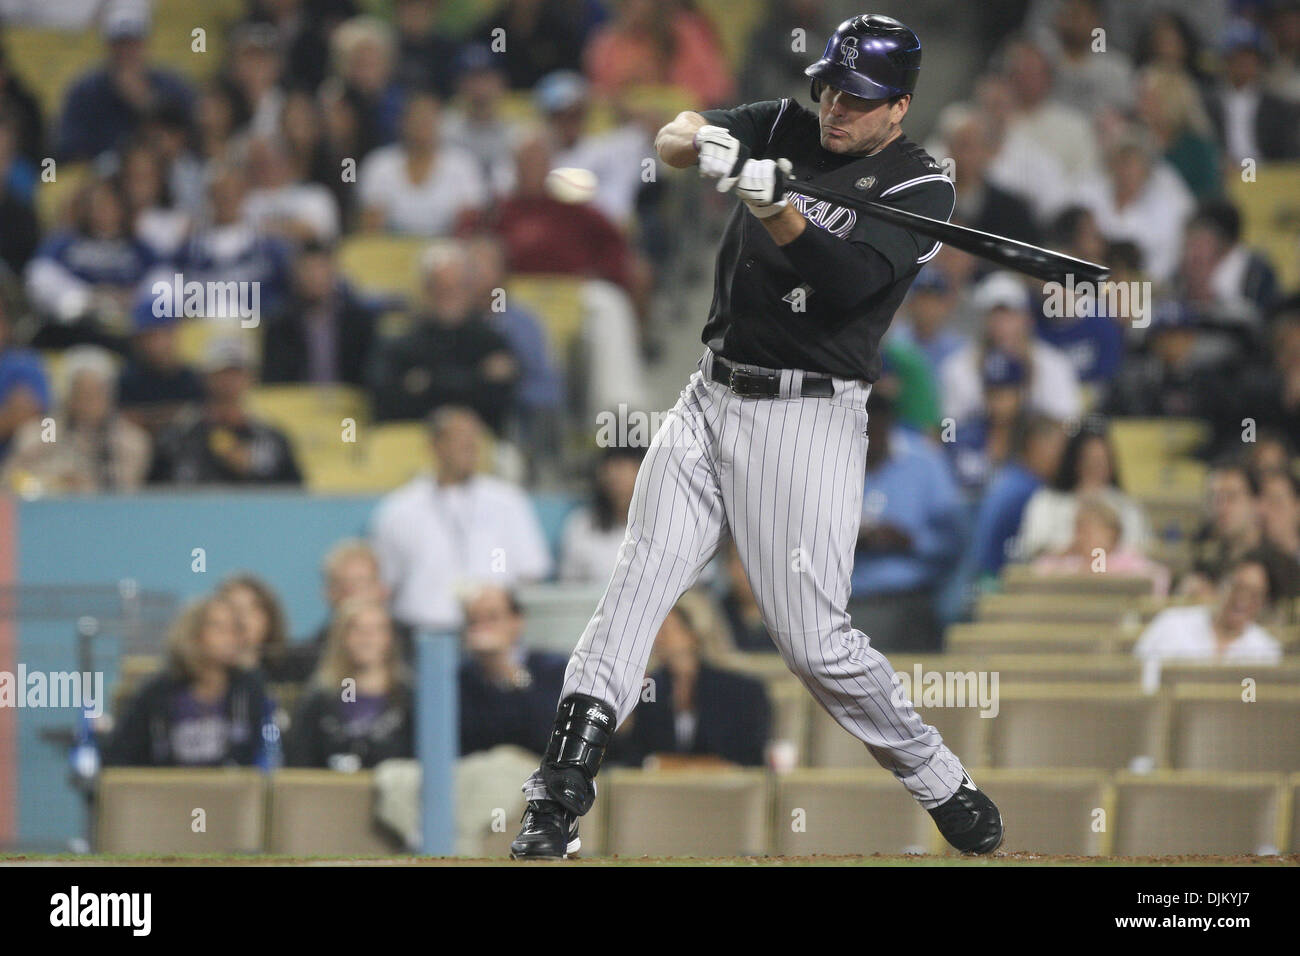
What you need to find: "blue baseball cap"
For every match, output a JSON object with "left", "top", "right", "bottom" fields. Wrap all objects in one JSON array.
[
  {"left": 132, "top": 295, "right": 179, "bottom": 332},
  {"left": 910, "top": 266, "right": 950, "bottom": 296},
  {"left": 1149, "top": 299, "right": 1195, "bottom": 331},
  {"left": 534, "top": 70, "right": 589, "bottom": 114}
]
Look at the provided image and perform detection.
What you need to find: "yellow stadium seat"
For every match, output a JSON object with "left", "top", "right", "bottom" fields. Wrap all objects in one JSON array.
[
  {"left": 337, "top": 235, "right": 429, "bottom": 300},
  {"left": 266, "top": 770, "right": 401, "bottom": 856},
  {"left": 1157, "top": 661, "right": 1300, "bottom": 688},
  {"left": 766, "top": 679, "right": 811, "bottom": 767},
  {"left": 999, "top": 565, "right": 1156, "bottom": 598},
  {"left": 3, "top": 28, "right": 105, "bottom": 122},
  {"left": 35, "top": 161, "right": 89, "bottom": 231},
  {"left": 1168, "top": 684, "right": 1300, "bottom": 773},
  {"left": 975, "top": 592, "right": 1145, "bottom": 626},
  {"left": 95, "top": 768, "right": 265, "bottom": 854},
  {"left": 772, "top": 769, "right": 939, "bottom": 855},
  {"left": 1228, "top": 161, "right": 1300, "bottom": 290},
  {"left": 176, "top": 318, "right": 262, "bottom": 368},
  {"left": 602, "top": 769, "right": 769, "bottom": 857},
  {"left": 1292, "top": 772, "right": 1300, "bottom": 853},
  {"left": 505, "top": 275, "right": 585, "bottom": 360},
  {"left": 987, "top": 684, "right": 1168, "bottom": 771},
  {"left": 696, "top": 0, "right": 765, "bottom": 71},
  {"left": 1111, "top": 771, "right": 1286, "bottom": 856},
  {"left": 945, "top": 621, "right": 1138, "bottom": 656}
]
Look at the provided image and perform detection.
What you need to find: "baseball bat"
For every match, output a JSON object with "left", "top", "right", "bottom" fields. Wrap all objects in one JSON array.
[{"left": 786, "top": 179, "right": 1110, "bottom": 285}]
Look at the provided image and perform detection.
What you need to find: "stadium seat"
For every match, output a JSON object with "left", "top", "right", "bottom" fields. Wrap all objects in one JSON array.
[
  {"left": 3, "top": 27, "right": 105, "bottom": 122},
  {"left": 1157, "top": 661, "right": 1300, "bottom": 688},
  {"left": 998, "top": 565, "right": 1156, "bottom": 598},
  {"left": 95, "top": 768, "right": 265, "bottom": 854},
  {"left": 959, "top": 769, "right": 1109, "bottom": 856},
  {"left": 771, "top": 769, "right": 938, "bottom": 856},
  {"left": 516, "top": 583, "right": 609, "bottom": 654},
  {"left": 505, "top": 275, "right": 586, "bottom": 360},
  {"left": 975, "top": 592, "right": 1144, "bottom": 626},
  {"left": 35, "top": 161, "right": 89, "bottom": 230},
  {"left": 891, "top": 653, "right": 1142, "bottom": 686},
  {"left": 1109, "top": 418, "right": 1210, "bottom": 497},
  {"left": 1138, "top": 493, "right": 1207, "bottom": 543},
  {"left": 1228, "top": 161, "right": 1300, "bottom": 291},
  {"left": 601, "top": 769, "right": 769, "bottom": 857},
  {"left": 337, "top": 235, "right": 428, "bottom": 300},
  {"left": 1111, "top": 771, "right": 1286, "bottom": 856},
  {"left": 177, "top": 318, "right": 262, "bottom": 367},
  {"left": 266, "top": 770, "right": 401, "bottom": 856},
  {"left": 1292, "top": 773, "right": 1300, "bottom": 853},
  {"left": 1167, "top": 685, "right": 1300, "bottom": 773},
  {"left": 986, "top": 684, "right": 1168, "bottom": 771},
  {"left": 945, "top": 621, "right": 1138, "bottom": 656}
]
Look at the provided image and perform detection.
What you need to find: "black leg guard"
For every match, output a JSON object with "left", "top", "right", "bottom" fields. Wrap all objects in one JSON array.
[{"left": 539, "top": 694, "right": 616, "bottom": 816}]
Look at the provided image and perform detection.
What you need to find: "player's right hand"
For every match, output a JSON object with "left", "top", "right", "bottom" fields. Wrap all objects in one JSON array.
[{"left": 694, "top": 125, "right": 750, "bottom": 193}]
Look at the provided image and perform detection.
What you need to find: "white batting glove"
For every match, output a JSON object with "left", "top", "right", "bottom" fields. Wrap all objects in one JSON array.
[
  {"left": 694, "top": 124, "right": 750, "bottom": 193},
  {"left": 736, "top": 158, "right": 794, "bottom": 218}
]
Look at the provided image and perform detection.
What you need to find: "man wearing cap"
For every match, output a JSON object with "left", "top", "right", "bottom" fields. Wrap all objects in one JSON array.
[
  {"left": 939, "top": 271, "right": 1082, "bottom": 424},
  {"left": 116, "top": 296, "right": 204, "bottom": 436},
  {"left": 147, "top": 336, "right": 302, "bottom": 486},
  {"left": 57, "top": 0, "right": 195, "bottom": 161}
]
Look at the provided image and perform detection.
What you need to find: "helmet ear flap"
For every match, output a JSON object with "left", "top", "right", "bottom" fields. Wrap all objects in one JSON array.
[{"left": 810, "top": 78, "right": 824, "bottom": 103}]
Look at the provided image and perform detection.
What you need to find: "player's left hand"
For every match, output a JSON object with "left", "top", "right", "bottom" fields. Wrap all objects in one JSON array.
[{"left": 736, "top": 158, "right": 793, "bottom": 219}]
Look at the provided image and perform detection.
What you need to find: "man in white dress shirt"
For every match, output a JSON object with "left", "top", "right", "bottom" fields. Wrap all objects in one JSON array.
[
  {"left": 1135, "top": 554, "right": 1283, "bottom": 664},
  {"left": 371, "top": 406, "right": 552, "bottom": 633}
]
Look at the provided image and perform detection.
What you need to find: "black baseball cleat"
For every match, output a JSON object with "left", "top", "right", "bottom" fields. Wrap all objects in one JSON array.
[
  {"left": 927, "top": 773, "right": 1004, "bottom": 855},
  {"left": 509, "top": 799, "right": 580, "bottom": 860}
]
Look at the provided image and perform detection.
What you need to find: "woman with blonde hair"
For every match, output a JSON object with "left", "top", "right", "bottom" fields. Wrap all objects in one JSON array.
[
  {"left": 104, "top": 594, "right": 274, "bottom": 766},
  {"left": 284, "top": 598, "right": 414, "bottom": 770},
  {"left": 1135, "top": 65, "right": 1220, "bottom": 199}
]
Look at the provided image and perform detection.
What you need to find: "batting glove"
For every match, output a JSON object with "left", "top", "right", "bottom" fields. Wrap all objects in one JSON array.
[
  {"left": 694, "top": 124, "right": 750, "bottom": 193},
  {"left": 736, "top": 158, "right": 794, "bottom": 219}
]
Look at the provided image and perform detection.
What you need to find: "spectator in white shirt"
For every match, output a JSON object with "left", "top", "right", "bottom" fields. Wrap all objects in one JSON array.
[
  {"left": 1072, "top": 127, "right": 1195, "bottom": 283},
  {"left": 560, "top": 445, "right": 645, "bottom": 583},
  {"left": 242, "top": 135, "right": 341, "bottom": 243},
  {"left": 358, "top": 91, "right": 488, "bottom": 237},
  {"left": 371, "top": 406, "right": 552, "bottom": 633},
  {"left": 998, "top": 36, "right": 1102, "bottom": 182},
  {"left": 535, "top": 70, "right": 656, "bottom": 228},
  {"left": 1013, "top": 420, "right": 1150, "bottom": 560},
  {"left": 939, "top": 271, "right": 1082, "bottom": 425},
  {"left": 1135, "top": 554, "right": 1284, "bottom": 664},
  {"left": 440, "top": 44, "right": 518, "bottom": 198}
]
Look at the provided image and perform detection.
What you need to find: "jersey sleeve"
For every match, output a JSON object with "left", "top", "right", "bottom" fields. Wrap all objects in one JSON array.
[
  {"left": 852, "top": 174, "right": 956, "bottom": 277},
  {"left": 697, "top": 99, "right": 791, "bottom": 159}
]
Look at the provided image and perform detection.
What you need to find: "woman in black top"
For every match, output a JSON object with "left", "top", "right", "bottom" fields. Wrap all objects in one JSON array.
[
  {"left": 284, "top": 598, "right": 414, "bottom": 770},
  {"left": 105, "top": 594, "right": 273, "bottom": 767}
]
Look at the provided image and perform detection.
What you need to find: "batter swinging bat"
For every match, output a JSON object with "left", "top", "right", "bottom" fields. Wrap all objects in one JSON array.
[{"left": 787, "top": 178, "right": 1110, "bottom": 285}]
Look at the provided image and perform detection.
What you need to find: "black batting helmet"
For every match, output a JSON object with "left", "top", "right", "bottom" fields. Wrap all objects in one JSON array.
[{"left": 806, "top": 14, "right": 922, "bottom": 103}]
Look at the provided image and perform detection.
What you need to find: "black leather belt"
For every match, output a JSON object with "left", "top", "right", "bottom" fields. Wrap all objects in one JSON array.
[{"left": 710, "top": 355, "right": 835, "bottom": 398}]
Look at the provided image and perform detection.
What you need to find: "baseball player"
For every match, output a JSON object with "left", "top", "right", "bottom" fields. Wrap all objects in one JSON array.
[{"left": 511, "top": 14, "right": 1003, "bottom": 858}]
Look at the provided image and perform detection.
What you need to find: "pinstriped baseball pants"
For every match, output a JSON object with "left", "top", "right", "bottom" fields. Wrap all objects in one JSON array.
[{"left": 561, "top": 351, "right": 967, "bottom": 809}]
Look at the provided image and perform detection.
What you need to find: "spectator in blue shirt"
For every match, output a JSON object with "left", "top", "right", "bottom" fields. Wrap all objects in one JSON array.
[
  {"left": 947, "top": 349, "right": 1028, "bottom": 496},
  {"left": 888, "top": 266, "right": 968, "bottom": 378},
  {"left": 850, "top": 391, "right": 965, "bottom": 653},
  {"left": 26, "top": 175, "right": 158, "bottom": 353},
  {"left": 1034, "top": 208, "right": 1125, "bottom": 388},
  {"left": 967, "top": 414, "right": 1069, "bottom": 581},
  {"left": 0, "top": 298, "right": 51, "bottom": 460},
  {"left": 56, "top": 4, "right": 195, "bottom": 161}
]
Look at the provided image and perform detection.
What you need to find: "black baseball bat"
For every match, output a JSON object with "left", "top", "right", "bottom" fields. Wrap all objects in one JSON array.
[{"left": 786, "top": 179, "right": 1110, "bottom": 285}]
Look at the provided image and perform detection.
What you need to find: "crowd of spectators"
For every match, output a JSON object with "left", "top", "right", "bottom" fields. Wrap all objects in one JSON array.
[{"left": 4, "top": 0, "right": 1299, "bottom": 778}]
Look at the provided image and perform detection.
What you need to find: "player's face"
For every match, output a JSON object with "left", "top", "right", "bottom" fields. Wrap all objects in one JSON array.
[{"left": 818, "top": 86, "right": 908, "bottom": 155}]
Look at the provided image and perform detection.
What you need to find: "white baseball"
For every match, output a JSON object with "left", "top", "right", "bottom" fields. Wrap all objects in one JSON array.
[{"left": 545, "top": 167, "right": 598, "bottom": 204}]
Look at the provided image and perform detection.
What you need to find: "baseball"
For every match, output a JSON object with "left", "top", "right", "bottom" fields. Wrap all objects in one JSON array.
[{"left": 545, "top": 167, "right": 598, "bottom": 204}]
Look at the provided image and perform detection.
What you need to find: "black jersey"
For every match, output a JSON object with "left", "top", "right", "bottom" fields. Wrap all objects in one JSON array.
[{"left": 697, "top": 98, "right": 955, "bottom": 381}]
